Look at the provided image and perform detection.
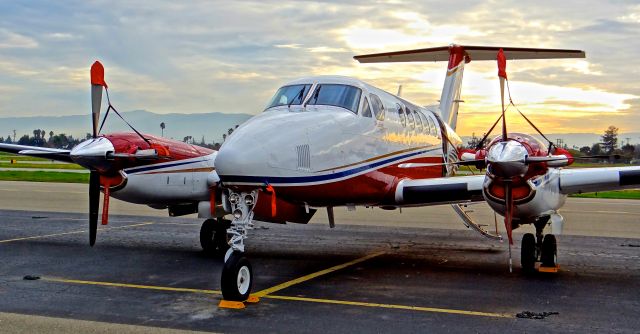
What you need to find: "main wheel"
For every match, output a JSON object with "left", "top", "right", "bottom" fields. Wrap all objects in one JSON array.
[
  {"left": 221, "top": 252, "right": 253, "bottom": 301},
  {"left": 521, "top": 233, "right": 536, "bottom": 273},
  {"left": 540, "top": 234, "right": 557, "bottom": 267},
  {"left": 200, "top": 218, "right": 231, "bottom": 257}
]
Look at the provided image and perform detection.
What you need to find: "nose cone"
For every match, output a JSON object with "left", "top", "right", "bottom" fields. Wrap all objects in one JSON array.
[
  {"left": 487, "top": 140, "right": 528, "bottom": 177},
  {"left": 215, "top": 124, "right": 270, "bottom": 181},
  {"left": 70, "top": 137, "right": 115, "bottom": 172}
]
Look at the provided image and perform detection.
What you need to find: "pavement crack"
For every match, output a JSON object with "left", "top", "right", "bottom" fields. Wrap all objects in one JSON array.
[{"left": 516, "top": 311, "right": 559, "bottom": 319}]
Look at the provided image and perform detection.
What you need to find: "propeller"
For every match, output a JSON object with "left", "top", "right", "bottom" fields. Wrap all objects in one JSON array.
[
  {"left": 496, "top": 49, "right": 516, "bottom": 272},
  {"left": 88, "top": 61, "right": 108, "bottom": 246}
]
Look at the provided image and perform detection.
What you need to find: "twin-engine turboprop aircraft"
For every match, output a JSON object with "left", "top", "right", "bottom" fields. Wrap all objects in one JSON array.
[
  {"left": 0, "top": 61, "right": 229, "bottom": 254},
  {"left": 2, "top": 45, "right": 640, "bottom": 303}
]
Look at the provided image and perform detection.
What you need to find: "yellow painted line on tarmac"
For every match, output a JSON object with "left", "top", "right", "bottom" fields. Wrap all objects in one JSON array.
[
  {"left": 43, "top": 277, "right": 221, "bottom": 294},
  {"left": 253, "top": 251, "right": 386, "bottom": 297},
  {"left": 0, "top": 222, "right": 154, "bottom": 244},
  {"left": 40, "top": 276, "right": 510, "bottom": 318},
  {"left": 262, "top": 295, "right": 512, "bottom": 318}
]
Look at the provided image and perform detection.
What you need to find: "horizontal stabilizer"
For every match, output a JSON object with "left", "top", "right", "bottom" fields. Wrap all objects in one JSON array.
[{"left": 354, "top": 45, "right": 585, "bottom": 63}]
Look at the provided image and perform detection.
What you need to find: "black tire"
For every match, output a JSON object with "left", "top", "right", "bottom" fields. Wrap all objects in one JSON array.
[
  {"left": 221, "top": 252, "right": 253, "bottom": 301},
  {"left": 214, "top": 219, "right": 231, "bottom": 255},
  {"left": 200, "top": 218, "right": 231, "bottom": 257},
  {"left": 540, "top": 234, "right": 557, "bottom": 267},
  {"left": 521, "top": 233, "right": 536, "bottom": 273},
  {"left": 199, "top": 219, "right": 216, "bottom": 255}
]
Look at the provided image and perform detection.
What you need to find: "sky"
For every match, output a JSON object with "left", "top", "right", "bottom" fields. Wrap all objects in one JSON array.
[{"left": 1, "top": 0, "right": 639, "bottom": 136}]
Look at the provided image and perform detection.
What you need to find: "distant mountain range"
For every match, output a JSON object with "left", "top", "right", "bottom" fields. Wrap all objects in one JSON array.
[
  {"left": 460, "top": 133, "right": 640, "bottom": 149},
  {"left": 0, "top": 110, "right": 253, "bottom": 144},
  {"left": 0, "top": 110, "right": 637, "bottom": 148}
]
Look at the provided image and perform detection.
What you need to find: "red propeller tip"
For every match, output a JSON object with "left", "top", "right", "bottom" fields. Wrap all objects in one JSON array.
[{"left": 90, "top": 61, "right": 108, "bottom": 88}]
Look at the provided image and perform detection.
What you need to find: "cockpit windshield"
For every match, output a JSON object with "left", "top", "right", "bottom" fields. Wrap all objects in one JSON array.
[
  {"left": 265, "top": 84, "right": 312, "bottom": 109},
  {"left": 306, "top": 84, "right": 361, "bottom": 113}
]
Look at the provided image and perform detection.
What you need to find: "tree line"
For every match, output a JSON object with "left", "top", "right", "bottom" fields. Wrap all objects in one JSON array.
[
  {"left": 466, "top": 125, "right": 639, "bottom": 162},
  {"left": 0, "top": 129, "right": 90, "bottom": 149},
  {"left": 0, "top": 124, "right": 241, "bottom": 151}
]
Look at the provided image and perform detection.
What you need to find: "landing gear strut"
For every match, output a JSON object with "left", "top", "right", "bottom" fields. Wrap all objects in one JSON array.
[
  {"left": 220, "top": 190, "right": 258, "bottom": 301},
  {"left": 200, "top": 218, "right": 231, "bottom": 257}
]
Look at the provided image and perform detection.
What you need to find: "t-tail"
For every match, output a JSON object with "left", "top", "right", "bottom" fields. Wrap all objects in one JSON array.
[{"left": 354, "top": 44, "right": 585, "bottom": 131}]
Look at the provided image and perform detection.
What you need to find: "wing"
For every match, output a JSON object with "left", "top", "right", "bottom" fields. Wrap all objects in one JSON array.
[
  {"left": 559, "top": 166, "right": 640, "bottom": 194},
  {"left": 394, "top": 175, "right": 485, "bottom": 206},
  {"left": 0, "top": 143, "right": 73, "bottom": 163}
]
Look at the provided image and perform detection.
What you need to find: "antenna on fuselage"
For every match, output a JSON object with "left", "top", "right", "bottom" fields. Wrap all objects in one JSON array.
[{"left": 396, "top": 84, "right": 403, "bottom": 97}]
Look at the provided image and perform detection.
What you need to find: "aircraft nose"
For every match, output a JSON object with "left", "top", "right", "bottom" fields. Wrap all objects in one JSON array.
[
  {"left": 70, "top": 137, "right": 115, "bottom": 172},
  {"left": 215, "top": 135, "right": 268, "bottom": 182}
]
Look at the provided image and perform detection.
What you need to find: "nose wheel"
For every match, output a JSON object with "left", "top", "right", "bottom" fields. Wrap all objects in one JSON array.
[{"left": 221, "top": 251, "right": 253, "bottom": 301}]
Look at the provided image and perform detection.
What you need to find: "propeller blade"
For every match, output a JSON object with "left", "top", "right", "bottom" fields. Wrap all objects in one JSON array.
[
  {"left": 503, "top": 180, "right": 514, "bottom": 272},
  {"left": 89, "top": 171, "right": 100, "bottom": 246},
  {"left": 90, "top": 61, "right": 107, "bottom": 138},
  {"left": 503, "top": 181, "right": 514, "bottom": 245},
  {"left": 497, "top": 49, "right": 508, "bottom": 141}
]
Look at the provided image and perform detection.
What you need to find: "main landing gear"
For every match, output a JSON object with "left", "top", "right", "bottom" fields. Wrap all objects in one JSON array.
[
  {"left": 520, "top": 216, "right": 558, "bottom": 273},
  {"left": 220, "top": 190, "right": 258, "bottom": 301},
  {"left": 200, "top": 218, "right": 231, "bottom": 257}
]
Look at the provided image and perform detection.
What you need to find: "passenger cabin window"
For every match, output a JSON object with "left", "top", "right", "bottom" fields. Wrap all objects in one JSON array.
[
  {"left": 370, "top": 94, "right": 385, "bottom": 121},
  {"left": 429, "top": 116, "right": 438, "bottom": 136},
  {"left": 414, "top": 110, "right": 423, "bottom": 131},
  {"left": 307, "top": 84, "right": 361, "bottom": 113},
  {"left": 361, "top": 98, "right": 372, "bottom": 118},
  {"left": 265, "top": 84, "right": 312, "bottom": 110},
  {"left": 405, "top": 106, "right": 415, "bottom": 129},
  {"left": 396, "top": 104, "right": 406, "bottom": 127}
]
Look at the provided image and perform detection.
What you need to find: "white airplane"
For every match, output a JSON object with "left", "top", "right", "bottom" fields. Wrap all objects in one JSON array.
[
  {"left": 2, "top": 45, "right": 639, "bottom": 304},
  {"left": 212, "top": 45, "right": 640, "bottom": 301}
]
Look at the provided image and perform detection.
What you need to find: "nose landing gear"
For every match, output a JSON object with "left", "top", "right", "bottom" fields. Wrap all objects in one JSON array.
[{"left": 220, "top": 190, "right": 258, "bottom": 302}]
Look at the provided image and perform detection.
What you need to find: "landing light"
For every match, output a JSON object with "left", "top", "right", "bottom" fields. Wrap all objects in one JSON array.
[
  {"left": 229, "top": 193, "right": 240, "bottom": 205},
  {"left": 244, "top": 195, "right": 254, "bottom": 206},
  {"left": 233, "top": 209, "right": 243, "bottom": 220}
]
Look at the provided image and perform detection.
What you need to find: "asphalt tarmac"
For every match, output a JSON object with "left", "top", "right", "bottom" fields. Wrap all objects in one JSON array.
[{"left": 0, "top": 181, "right": 639, "bottom": 333}]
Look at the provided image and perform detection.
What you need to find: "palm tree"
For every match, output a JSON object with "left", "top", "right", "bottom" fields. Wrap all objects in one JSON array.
[{"left": 160, "top": 122, "right": 166, "bottom": 137}]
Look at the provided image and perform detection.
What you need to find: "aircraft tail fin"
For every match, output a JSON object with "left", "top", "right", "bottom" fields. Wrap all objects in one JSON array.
[{"left": 354, "top": 45, "right": 585, "bottom": 131}]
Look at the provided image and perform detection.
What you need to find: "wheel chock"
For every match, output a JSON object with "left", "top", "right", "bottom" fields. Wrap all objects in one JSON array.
[
  {"left": 218, "top": 300, "right": 246, "bottom": 309},
  {"left": 538, "top": 264, "right": 560, "bottom": 273},
  {"left": 245, "top": 295, "right": 260, "bottom": 304}
]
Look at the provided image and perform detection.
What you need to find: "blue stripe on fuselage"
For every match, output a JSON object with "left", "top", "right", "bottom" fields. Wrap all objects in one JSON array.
[{"left": 220, "top": 147, "right": 440, "bottom": 184}]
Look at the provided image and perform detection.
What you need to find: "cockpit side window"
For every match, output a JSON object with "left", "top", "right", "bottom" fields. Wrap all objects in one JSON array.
[
  {"left": 361, "top": 97, "right": 372, "bottom": 118},
  {"left": 265, "top": 84, "right": 312, "bottom": 110},
  {"left": 370, "top": 94, "right": 385, "bottom": 121},
  {"left": 307, "top": 84, "right": 362, "bottom": 113}
]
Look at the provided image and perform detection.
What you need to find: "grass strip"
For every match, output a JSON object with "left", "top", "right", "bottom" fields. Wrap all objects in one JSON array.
[
  {"left": 0, "top": 162, "right": 83, "bottom": 169},
  {"left": 0, "top": 171, "right": 89, "bottom": 183},
  {"left": 569, "top": 189, "right": 640, "bottom": 200}
]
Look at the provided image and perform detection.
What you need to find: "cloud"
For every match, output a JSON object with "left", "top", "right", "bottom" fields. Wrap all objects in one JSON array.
[
  {"left": 0, "top": 0, "right": 638, "bottom": 135},
  {"left": 0, "top": 29, "right": 38, "bottom": 49}
]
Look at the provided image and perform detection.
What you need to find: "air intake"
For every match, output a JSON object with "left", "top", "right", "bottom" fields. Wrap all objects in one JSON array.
[{"left": 296, "top": 144, "right": 311, "bottom": 171}]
